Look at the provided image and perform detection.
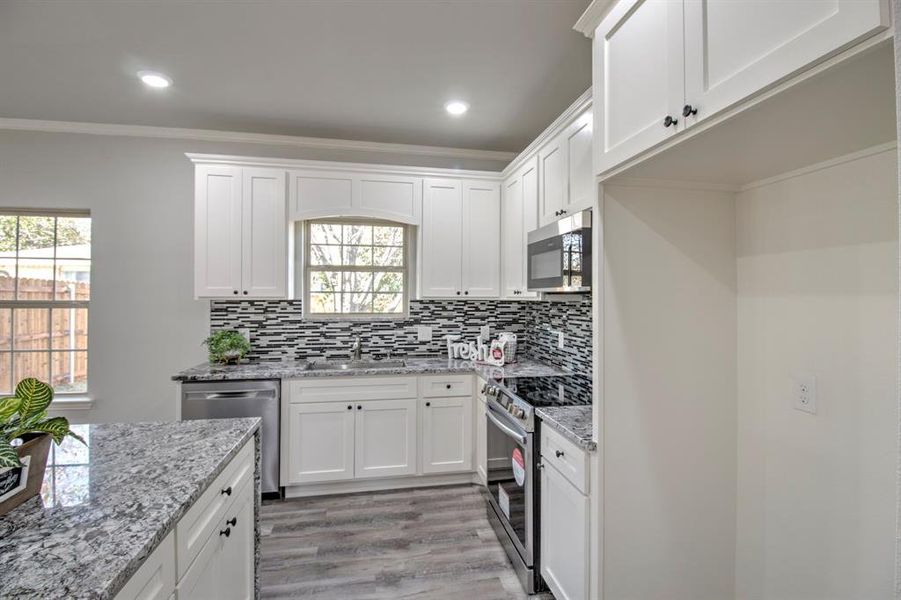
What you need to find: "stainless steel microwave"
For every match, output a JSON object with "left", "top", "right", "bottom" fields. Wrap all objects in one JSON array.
[{"left": 526, "top": 210, "right": 591, "bottom": 293}]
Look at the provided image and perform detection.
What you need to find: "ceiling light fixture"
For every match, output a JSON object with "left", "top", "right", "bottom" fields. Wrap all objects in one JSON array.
[
  {"left": 138, "top": 71, "right": 172, "bottom": 89},
  {"left": 444, "top": 100, "right": 469, "bottom": 116}
]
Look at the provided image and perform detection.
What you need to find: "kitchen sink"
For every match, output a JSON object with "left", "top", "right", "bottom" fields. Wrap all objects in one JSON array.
[{"left": 305, "top": 359, "right": 407, "bottom": 371}]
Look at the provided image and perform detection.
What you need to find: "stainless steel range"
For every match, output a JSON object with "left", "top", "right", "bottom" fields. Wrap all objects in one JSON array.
[{"left": 481, "top": 374, "right": 591, "bottom": 594}]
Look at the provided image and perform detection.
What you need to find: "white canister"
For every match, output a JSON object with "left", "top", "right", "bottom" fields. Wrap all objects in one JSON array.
[{"left": 497, "top": 332, "right": 517, "bottom": 363}]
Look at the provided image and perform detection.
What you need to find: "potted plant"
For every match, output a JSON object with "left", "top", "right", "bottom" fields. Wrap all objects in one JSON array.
[
  {"left": 203, "top": 330, "right": 251, "bottom": 365},
  {"left": 0, "top": 378, "right": 85, "bottom": 516}
]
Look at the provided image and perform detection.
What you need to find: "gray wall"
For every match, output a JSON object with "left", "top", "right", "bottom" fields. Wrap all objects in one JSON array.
[{"left": 0, "top": 129, "right": 508, "bottom": 423}]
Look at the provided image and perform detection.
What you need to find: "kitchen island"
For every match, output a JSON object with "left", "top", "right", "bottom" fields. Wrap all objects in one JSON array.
[{"left": 0, "top": 418, "right": 260, "bottom": 600}]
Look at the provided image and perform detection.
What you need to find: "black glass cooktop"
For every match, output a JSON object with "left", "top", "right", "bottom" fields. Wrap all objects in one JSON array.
[{"left": 499, "top": 373, "right": 592, "bottom": 407}]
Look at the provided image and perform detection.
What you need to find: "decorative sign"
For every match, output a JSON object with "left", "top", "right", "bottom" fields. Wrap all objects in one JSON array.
[
  {"left": 0, "top": 455, "right": 30, "bottom": 503},
  {"left": 511, "top": 448, "right": 526, "bottom": 487},
  {"left": 446, "top": 335, "right": 507, "bottom": 366},
  {"left": 499, "top": 484, "right": 510, "bottom": 519}
]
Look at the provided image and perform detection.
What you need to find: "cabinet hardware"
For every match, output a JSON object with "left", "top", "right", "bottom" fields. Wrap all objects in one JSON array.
[
  {"left": 663, "top": 115, "right": 678, "bottom": 128},
  {"left": 560, "top": 209, "right": 567, "bottom": 215},
  {"left": 242, "top": 290, "right": 248, "bottom": 295},
  {"left": 446, "top": 384, "right": 452, "bottom": 389},
  {"left": 537, "top": 462, "right": 545, "bottom": 470},
  {"left": 347, "top": 404, "right": 352, "bottom": 410},
  {"left": 425, "top": 402, "right": 431, "bottom": 407},
  {"left": 226, "top": 517, "right": 237, "bottom": 527},
  {"left": 456, "top": 291, "right": 461, "bottom": 295},
  {"left": 682, "top": 104, "right": 698, "bottom": 118},
  {"left": 219, "top": 527, "right": 231, "bottom": 537},
  {"left": 233, "top": 290, "right": 238, "bottom": 295},
  {"left": 464, "top": 291, "right": 469, "bottom": 295},
  {"left": 555, "top": 450, "right": 565, "bottom": 458},
  {"left": 357, "top": 405, "right": 362, "bottom": 410},
  {"left": 220, "top": 486, "right": 232, "bottom": 496}
]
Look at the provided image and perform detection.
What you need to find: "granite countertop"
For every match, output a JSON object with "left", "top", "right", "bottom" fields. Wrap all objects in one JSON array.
[
  {"left": 173, "top": 356, "right": 568, "bottom": 382},
  {"left": 0, "top": 418, "right": 260, "bottom": 600},
  {"left": 536, "top": 405, "right": 596, "bottom": 451}
]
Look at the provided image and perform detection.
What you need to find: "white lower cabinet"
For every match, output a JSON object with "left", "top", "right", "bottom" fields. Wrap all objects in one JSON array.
[
  {"left": 540, "top": 461, "right": 590, "bottom": 600},
  {"left": 475, "top": 387, "right": 488, "bottom": 486},
  {"left": 421, "top": 396, "right": 473, "bottom": 474},
  {"left": 285, "top": 402, "right": 356, "bottom": 484},
  {"left": 355, "top": 399, "right": 418, "bottom": 478}
]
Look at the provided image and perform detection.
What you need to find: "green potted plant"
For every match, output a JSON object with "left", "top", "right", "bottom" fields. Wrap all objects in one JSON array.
[
  {"left": 203, "top": 330, "right": 251, "bottom": 365},
  {"left": 0, "top": 378, "right": 85, "bottom": 515}
]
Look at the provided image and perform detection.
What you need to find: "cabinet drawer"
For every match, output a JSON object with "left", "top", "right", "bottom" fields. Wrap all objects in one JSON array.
[
  {"left": 420, "top": 374, "right": 473, "bottom": 398},
  {"left": 115, "top": 531, "right": 175, "bottom": 600},
  {"left": 287, "top": 376, "right": 417, "bottom": 403},
  {"left": 540, "top": 424, "right": 589, "bottom": 494},
  {"left": 176, "top": 439, "right": 254, "bottom": 579}
]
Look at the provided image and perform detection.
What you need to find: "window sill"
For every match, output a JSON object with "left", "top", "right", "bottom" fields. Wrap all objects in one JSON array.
[{"left": 50, "top": 396, "right": 94, "bottom": 411}]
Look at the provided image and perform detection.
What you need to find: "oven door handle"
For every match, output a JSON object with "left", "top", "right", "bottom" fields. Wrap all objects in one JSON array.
[{"left": 486, "top": 408, "right": 528, "bottom": 445}]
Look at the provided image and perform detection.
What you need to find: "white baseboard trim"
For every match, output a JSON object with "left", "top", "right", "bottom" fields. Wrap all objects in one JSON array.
[{"left": 284, "top": 472, "right": 479, "bottom": 498}]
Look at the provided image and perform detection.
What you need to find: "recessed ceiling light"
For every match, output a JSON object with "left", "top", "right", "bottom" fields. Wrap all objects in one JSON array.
[
  {"left": 138, "top": 71, "right": 172, "bottom": 89},
  {"left": 444, "top": 100, "right": 469, "bottom": 116}
]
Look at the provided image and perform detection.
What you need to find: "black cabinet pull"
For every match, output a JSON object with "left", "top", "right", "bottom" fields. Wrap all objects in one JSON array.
[
  {"left": 456, "top": 291, "right": 461, "bottom": 295},
  {"left": 663, "top": 115, "right": 678, "bottom": 128},
  {"left": 357, "top": 405, "right": 362, "bottom": 410},
  {"left": 232, "top": 290, "right": 238, "bottom": 295},
  {"left": 464, "top": 291, "right": 469, "bottom": 295},
  {"left": 682, "top": 104, "right": 698, "bottom": 118},
  {"left": 425, "top": 401, "right": 431, "bottom": 407},
  {"left": 446, "top": 384, "right": 452, "bottom": 389},
  {"left": 219, "top": 527, "right": 231, "bottom": 537},
  {"left": 560, "top": 209, "right": 567, "bottom": 215},
  {"left": 242, "top": 290, "right": 248, "bottom": 295},
  {"left": 221, "top": 486, "right": 232, "bottom": 496},
  {"left": 555, "top": 450, "right": 564, "bottom": 458},
  {"left": 347, "top": 404, "right": 352, "bottom": 410},
  {"left": 226, "top": 517, "right": 237, "bottom": 527}
]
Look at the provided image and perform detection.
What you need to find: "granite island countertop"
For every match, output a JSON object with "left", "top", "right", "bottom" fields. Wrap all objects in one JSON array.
[
  {"left": 173, "top": 356, "right": 569, "bottom": 382},
  {"left": 0, "top": 418, "right": 260, "bottom": 600},
  {"left": 536, "top": 405, "right": 596, "bottom": 451}
]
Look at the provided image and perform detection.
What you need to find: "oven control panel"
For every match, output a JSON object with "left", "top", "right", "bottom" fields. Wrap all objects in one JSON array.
[{"left": 482, "top": 381, "right": 535, "bottom": 430}]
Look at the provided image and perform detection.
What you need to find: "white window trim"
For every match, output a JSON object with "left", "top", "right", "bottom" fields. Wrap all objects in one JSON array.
[{"left": 302, "top": 218, "right": 411, "bottom": 320}]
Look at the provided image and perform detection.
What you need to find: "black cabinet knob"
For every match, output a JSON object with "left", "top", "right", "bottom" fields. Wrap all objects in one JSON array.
[
  {"left": 456, "top": 291, "right": 461, "bottom": 295},
  {"left": 220, "top": 486, "right": 232, "bottom": 496},
  {"left": 233, "top": 290, "right": 238, "bottom": 295},
  {"left": 226, "top": 517, "right": 237, "bottom": 527},
  {"left": 682, "top": 104, "right": 698, "bottom": 118},
  {"left": 425, "top": 401, "right": 431, "bottom": 407},
  {"left": 663, "top": 115, "right": 678, "bottom": 128},
  {"left": 219, "top": 527, "right": 231, "bottom": 537},
  {"left": 560, "top": 210, "right": 567, "bottom": 215},
  {"left": 446, "top": 384, "right": 452, "bottom": 389},
  {"left": 464, "top": 291, "right": 469, "bottom": 295},
  {"left": 347, "top": 404, "right": 352, "bottom": 410},
  {"left": 357, "top": 405, "right": 362, "bottom": 410},
  {"left": 555, "top": 450, "right": 564, "bottom": 458},
  {"left": 242, "top": 290, "right": 248, "bottom": 295}
]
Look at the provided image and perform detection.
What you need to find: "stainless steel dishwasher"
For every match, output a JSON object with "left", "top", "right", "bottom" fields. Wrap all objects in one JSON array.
[{"left": 181, "top": 380, "right": 280, "bottom": 496}]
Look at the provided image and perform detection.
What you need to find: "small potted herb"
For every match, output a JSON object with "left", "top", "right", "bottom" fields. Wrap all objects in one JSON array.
[
  {"left": 0, "top": 378, "right": 85, "bottom": 515},
  {"left": 203, "top": 330, "right": 251, "bottom": 365}
]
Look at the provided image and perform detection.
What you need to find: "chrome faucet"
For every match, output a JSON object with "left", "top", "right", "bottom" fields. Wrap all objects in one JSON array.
[{"left": 350, "top": 336, "right": 362, "bottom": 361}]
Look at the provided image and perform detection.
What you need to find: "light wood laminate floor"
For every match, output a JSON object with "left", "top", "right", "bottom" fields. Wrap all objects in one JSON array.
[{"left": 261, "top": 484, "right": 553, "bottom": 599}]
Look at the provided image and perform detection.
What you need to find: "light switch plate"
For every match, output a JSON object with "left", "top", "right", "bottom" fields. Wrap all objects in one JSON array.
[
  {"left": 792, "top": 374, "right": 817, "bottom": 415},
  {"left": 417, "top": 325, "right": 432, "bottom": 342},
  {"left": 481, "top": 325, "right": 490, "bottom": 339},
  {"left": 557, "top": 332, "right": 565, "bottom": 349}
]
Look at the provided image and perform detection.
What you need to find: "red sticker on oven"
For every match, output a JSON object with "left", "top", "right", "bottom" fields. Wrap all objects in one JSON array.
[{"left": 512, "top": 448, "right": 526, "bottom": 487}]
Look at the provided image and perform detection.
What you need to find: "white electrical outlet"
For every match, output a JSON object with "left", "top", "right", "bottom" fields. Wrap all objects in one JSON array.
[
  {"left": 239, "top": 328, "right": 251, "bottom": 343},
  {"left": 557, "top": 332, "right": 565, "bottom": 349},
  {"left": 481, "top": 325, "right": 490, "bottom": 339},
  {"left": 792, "top": 374, "right": 817, "bottom": 414},
  {"left": 417, "top": 326, "right": 432, "bottom": 342}
]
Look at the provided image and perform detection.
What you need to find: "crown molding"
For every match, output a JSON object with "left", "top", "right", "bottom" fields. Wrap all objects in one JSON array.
[
  {"left": 186, "top": 153, "right": 504, "bottom": 180},
  {"left": 573, "top": 0, "right": 615, "bottom": 38},
  {"left": 0, "top": 118, "right": 516, "bottom": 163},
  {"left": 501, "top": 88, "right": 592, "bottom": 179}
]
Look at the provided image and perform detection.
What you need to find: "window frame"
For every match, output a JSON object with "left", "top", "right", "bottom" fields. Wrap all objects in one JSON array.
[
  {"left": 303, "top": 218, "right": 410, "bottom": 320},
  {"left": 0, "top": 209, "right": 91, "bottom": 397}
]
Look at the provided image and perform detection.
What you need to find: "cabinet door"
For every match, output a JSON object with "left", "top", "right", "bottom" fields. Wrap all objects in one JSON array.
[
  {"left": 538, "top": 136, "right": 565, "bottom": 227},
  {"left": 115, "top": 532, "right": 175, "bottom": 600},
  {"left": 565, "top": 111, "right": 595, "bottom": 214},
  {"left": 354, "top": 399, "right": 417, "bottom": 478},
  {"left": 285, "top": 402, "right": 355, "bottom": 484},
  {"left": 501, "top": 159, "right": 538, "bottom": 299},
  {"left": 421, "top": 179, "right": 463, "bottom": 297},
  {"left": 194, "top": 165, "right": 243, "bottom": 298},
  {"left": 288, "top": 169, "right": 353, "bottom": 220},
  {"left": 421, "top": 396, "right": 473, "bottom": 474},
  {"left": 241, "top": 168, "right": 287, "bottom": 298},
  {"left": 462, "top": 180, "right": 500, "bottom": 298},
  {"left": 684, "top": 0, "right": 888, "bottom": 123},
  {"left": 357, "top": 174, "right": 422, "bottom": 224},
  {"left": 541, "top": 463, "right": 590, "bottom": 600},
  {"left": 475, "top": 394, "right": 488, "bottom": 486},
  {"left": 176, "top": 519, "right": 225, "bottom": 600},
  {"left": 594, "top": 0, "right": 685, "bottom": 176},
  {"left": 217, "top": 481, "right": 254, "bottom": 600}
]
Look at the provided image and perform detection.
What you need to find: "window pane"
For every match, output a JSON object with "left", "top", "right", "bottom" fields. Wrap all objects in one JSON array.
[
  {"left": 373, "top": 271, "right": 403, "bottom": 293},
  {"left": 16, "top": 259, "right": 55, "bottom": 301},
  {"left": 374, "top": 246, "right": 403, "bottom": 267},
  {"left": 0, "top": 309, "right": 10, "bottom": 351},
  {"left": 344, "top": 271, "right": 373, "bottom": 293},
  {"left": 309, "top": 223, "right": 342, "bottom": 245},
  {"left": 343, "top": 292, "right": 373, "bottom": 313},
  {"left": 309, "top": 271, "right": 341, "bottom": 293},
  {"left": 0, "top": 353, "right": 11, "bottom": 394},
  {"left": 55, "top": 217, "right": 91, "bottom": 258},
  {"left": 0, "top": 216, "right": 17, "bottom": 254},
  {"left": 342, "top": 246, "right": 372, "bottom": 267},
  {"left": 51, "top": 351, "right": 87, "bottom": 393},
  {"left": 51, "top": 308, "right": 88, "bottom": 350},
  {"left": 0, "top": 264, "right": 12, "bottom": 301},
  {"left": 374, "top": 226, "right": 403, "bottom": 246},
  {"left": 309, "top": 244, "right": 341, "bottom": 266},
  {"left": 18, "top": 216, "right": 56, "bottom": 254},
  {"left": 14, "top": 308, "right": 50, "bottom": 350},
  {"left": 309, "top": 293, "right": 339, "bottom": 313},
  {"left": 343, "top": 224, "right": 372, "bottom": 246},
  {"left": 373, "top": 293, "right": 403, "bottom": 314},
  {"left": 55, "top": 259, "right": 91, "bottom": 300},
  {"left": 15, "top": 351, "right": 50, "bottom": 385}
]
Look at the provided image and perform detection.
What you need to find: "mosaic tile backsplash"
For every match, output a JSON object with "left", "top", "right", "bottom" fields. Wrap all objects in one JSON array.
[{"left": 209, "top": 297, "right": 593, "bottom": 378}]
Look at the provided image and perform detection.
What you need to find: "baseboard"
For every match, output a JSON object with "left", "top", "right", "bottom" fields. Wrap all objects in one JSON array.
[{"left": 284, "top": 472, "right": 478, "bottom": 498}]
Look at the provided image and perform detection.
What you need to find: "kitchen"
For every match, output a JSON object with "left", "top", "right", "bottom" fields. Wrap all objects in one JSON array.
[{"left": 0, "top": 1, "right": 898, "bottom": 599}]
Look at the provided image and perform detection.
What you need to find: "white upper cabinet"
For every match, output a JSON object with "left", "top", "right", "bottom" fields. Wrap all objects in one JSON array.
[
  {"left": 538, "top": 107, "right": 596, "bottom": 227},
  {"left": 420, "top": 178, "right": 500, "bottom": 298},
  {"left": 194, "top": 165, "right": 287, "bottom": 299},
  {"left": 538, "top": 135, "right": 566, "bottom": 226},
  {"left": 593, "top": 0, "right": 889, "bottom": 176},
  {"left": 594, "top": 0, "right": 685, "bottom": 176},
  {"left": 683, "top": 0, "right": 889, "bottom": 123},
  {"left": 502, "top": 157, "right": 538, "bottom": 298},
  {"left": 462, "top": 180, "right": 501, "bottom": 298},
  {"left": 289, "top": 169, "right": 422, "bottom": 225}
]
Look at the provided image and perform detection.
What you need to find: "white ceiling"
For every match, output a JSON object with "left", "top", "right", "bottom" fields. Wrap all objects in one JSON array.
[{"left": 0, "top": 0, "right": 592, "bottom": 153}]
